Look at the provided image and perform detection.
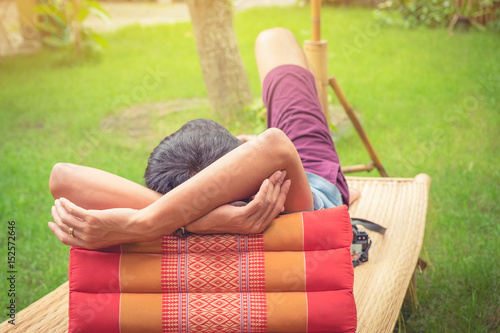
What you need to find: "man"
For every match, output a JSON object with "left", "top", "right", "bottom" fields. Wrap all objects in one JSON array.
[{"left": 49, "top": 28, "right": 349, "bottom": 249}]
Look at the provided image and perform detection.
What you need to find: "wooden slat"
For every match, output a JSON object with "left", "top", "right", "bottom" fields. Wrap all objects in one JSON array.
[
  {"left": 0, "top": 282, "right": 69, "bottom": 332},
  {"left": 347, "top": 174, "right": 431, "bottom": 332}
]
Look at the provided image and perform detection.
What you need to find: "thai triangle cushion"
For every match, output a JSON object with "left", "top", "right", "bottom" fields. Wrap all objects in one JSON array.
[{"left": 68, "top": 205, "right": 357, "bottom": 332}]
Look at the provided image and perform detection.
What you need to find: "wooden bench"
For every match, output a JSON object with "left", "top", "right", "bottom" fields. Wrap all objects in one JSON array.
[{"left": 0, "top": 174, "right": 430, "bottom": 333}]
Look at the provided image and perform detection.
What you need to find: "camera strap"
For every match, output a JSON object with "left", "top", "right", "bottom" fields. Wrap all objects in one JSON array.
[{"left": 351, "top": 218, "right": 386, "bottom": 235}]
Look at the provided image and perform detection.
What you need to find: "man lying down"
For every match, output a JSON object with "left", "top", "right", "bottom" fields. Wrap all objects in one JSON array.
[{"left": 48, "top": 28, "right": 351, "bottom": 249}]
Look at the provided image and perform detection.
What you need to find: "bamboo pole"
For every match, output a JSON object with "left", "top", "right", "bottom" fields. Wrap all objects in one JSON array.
[
  {"left": 304, "top": 0, "right": 330, "bottom": 121},
  {"left": 329, "top": 76, "right": 389, "bottom": 177},
  {"left": 341, "top": 163, "right": 375, "bottom": 174},
  {"left": 305, "top": 0, "right": 388, "bottom": 177},
  {"left": 311, "top": 0, "right": 321, "bottom": 42}
]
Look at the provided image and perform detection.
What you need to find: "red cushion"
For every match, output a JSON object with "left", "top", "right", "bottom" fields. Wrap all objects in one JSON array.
[{"left": 68, "top": 206, "right": 356, "bottom": 332}]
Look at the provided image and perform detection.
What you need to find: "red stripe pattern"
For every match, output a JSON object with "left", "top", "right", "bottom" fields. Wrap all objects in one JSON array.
[
  {"left": 156, "top": 234, "right": 265, "bottom": 254},
  {"left": 161, "top": 235, "right": 267, "bottom": 332}
]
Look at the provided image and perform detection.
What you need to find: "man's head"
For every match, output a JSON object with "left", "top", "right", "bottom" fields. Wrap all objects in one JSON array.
[{"left": 145, "top": 119, "right": 242, "bottom": 194}]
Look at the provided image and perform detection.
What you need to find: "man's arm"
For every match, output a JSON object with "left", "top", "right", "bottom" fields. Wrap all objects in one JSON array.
[
  {"left": 50, "top": 128, "right": 313, "bottom": 249},
  {"left": 49, "top": 163, "right": 163, "bottom": 210},
  {"left": 184, "top": 170, "right": 290, "bottom": 234},
  {"left": 49, "top": 163, "right": 289, "bottom": 236}
]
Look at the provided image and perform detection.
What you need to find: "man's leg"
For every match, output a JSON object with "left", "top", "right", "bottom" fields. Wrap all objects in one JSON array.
[
  {"left": 255, "top": 27, "right": 310, "bottom": 86},
  {"left": 255, "top": 28, "right": 350, "bottom": 206}
]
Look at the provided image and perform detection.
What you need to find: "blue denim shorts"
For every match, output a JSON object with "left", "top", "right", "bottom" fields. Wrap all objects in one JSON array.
[{"left": 307, "top": 172, "right": 344, "bottom": 210}]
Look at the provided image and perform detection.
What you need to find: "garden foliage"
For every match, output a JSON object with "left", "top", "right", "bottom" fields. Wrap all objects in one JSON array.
[
  {"left": 35, "top": 0, "right": 110, "bottom": 60},
  {"left": 373, "top": 0, "right": 500, "bottom": 30}
]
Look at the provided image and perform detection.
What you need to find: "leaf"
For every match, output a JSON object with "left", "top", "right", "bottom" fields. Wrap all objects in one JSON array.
[
  {"left": 90, "top": 32, "right": 108, "bottom": 49},
  {"left": 61, "top": 28, "right": 72, "bottom": 44},
  {"left": 35, "top": 21, "right": 59, "bottom": 34},
  {"left": 88, "top": 6, "right": 111, "bottom": 23},
  {"left": 64, "top": 1, "right": 76, "bottom": 18},
  {"left": 34, "top": 4, "right": 52, "bottom": 14},
  {"left": 85, "top": 0, "right": 111, "bottom": 21},
  {"left": 470, "top": 20, "right": 486, "bottom": 31},
  {"left": 78, "top": 7, "right": 90, "bottom": 23},
  {"left": 42, "top": 35, "right": 67, "bottom": 48},
  {"left": 329, "top": 123, "right": 339, "bottom": 133},
  {"left": 82, "top": 38, "right": 103, "bottom": 53},
  {"left": 85, "top": 0, "right": 111, "bottom": 17}
]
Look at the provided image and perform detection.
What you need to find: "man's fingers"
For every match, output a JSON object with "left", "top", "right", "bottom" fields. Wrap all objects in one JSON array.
[
  {"left": 48, "top": 222, "right": 85, "bottom": 247},
  {"left": 52, "top": 205, "right": 70, "bottom": 233},
  {"left": 263, "top": 172, "right": 285, "bottom": 215},
  {"left": 245, "top": 178, "right": 270, "bottom": 215},
  {"left": 278, "top": 170, "right": 286, "bottom": 185},
  {"left": 272, "top": 179, "right": 290, "bottom": 216},
  {"left": 269, "top": 170, "right": 281, "bottom": 185},
  {"left": 249, "top": 174, "right": 285, "bottom": 232},
  {"left": 268, "top": 170, "right": 286, "bottom": 186},
  {"left": 59, "top": 197, "right": 87, "bottom": 220},
  {"left": 237, "top": 173, "right": 289, "bottom": 234},
  {"left": 54, "top": 199, "right": 82, "bottom": 230},
  {"left": 258, "top": 179, "right": 290, "bottom": 231}
]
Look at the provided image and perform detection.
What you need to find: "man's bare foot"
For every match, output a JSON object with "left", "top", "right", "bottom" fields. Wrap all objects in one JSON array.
[{"left": 349, "top": 188, "right": 361, "bottom": 205}]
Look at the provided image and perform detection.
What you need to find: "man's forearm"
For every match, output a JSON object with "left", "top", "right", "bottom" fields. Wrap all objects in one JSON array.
[{"left": 50, "top": 163, "right": 162, "bottom": 210}]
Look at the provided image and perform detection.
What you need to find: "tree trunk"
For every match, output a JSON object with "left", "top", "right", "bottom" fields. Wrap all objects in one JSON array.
[
  {"left": 186, "top": 0, "right": 252, "bottom": 120},
  {"left": 15, "top": 0, "right": 40, "bottom": 42}
]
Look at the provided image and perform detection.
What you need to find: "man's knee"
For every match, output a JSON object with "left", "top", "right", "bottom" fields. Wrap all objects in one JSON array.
[
  {"left": 255, "top": 28, "right": 307, "bottom": 84},
  {"left": 255, "top": 27, "right": 295, "bottom": 49}
]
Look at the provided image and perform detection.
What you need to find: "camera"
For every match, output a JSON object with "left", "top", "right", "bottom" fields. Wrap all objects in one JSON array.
[
  {"left": 351, "top": 228, "right": 369, "bottom": 262},
  {"left": 350, "top": 218, "right": 385, "bottom": 267}
]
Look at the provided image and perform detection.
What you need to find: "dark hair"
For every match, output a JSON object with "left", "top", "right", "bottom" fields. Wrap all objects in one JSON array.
[{"left": 145, "top": 119, "right": 242, "bottom": 194}]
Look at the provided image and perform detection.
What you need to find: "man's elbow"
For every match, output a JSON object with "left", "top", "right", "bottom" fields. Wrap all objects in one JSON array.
[
  {"left": 49, "top": 163, "right": 73, "bottom": 199},
  {"left": 261, "top": 128, "right": 296, "bottom": 163}
]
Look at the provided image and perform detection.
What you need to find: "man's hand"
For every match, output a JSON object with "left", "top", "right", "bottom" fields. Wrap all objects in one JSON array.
[
  {"left": 185, "top": 170, "right": 291, "bottom": 234},
  {"left": 48, "top": 198, "right": 145, "bottom": 249},
  {"left": 236, "top": 134, "right": 257, "bottom": 143}
]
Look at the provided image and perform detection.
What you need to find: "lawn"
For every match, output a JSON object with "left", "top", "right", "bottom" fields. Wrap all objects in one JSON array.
[{"left": 0, "top": 5, "right": 499, "bottom": 332}]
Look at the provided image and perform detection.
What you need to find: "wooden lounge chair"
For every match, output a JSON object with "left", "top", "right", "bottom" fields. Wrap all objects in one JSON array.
[{"left": 0, "top": 173, "right": 430, "bottom": 332}]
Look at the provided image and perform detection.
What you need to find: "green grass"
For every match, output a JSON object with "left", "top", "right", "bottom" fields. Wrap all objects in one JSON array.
[{"left": 1, "top": 6, "right": 499, "bottom": 332}]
